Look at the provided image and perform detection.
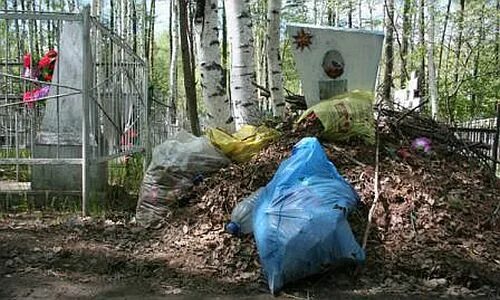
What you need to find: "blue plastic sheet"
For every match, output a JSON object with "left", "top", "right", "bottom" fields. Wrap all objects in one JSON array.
[{"left": 253, "top": 137, "right": 365, "bottom": 294}]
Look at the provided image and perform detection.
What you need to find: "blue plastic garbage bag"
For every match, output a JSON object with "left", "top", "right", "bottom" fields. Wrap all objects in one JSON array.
[{"left": 253, "top": 137, "right": 365, "bottom": 294}]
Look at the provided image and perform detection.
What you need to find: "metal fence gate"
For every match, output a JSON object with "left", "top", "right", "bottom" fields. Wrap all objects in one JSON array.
[{"left": 0, "top": 7, "right": 149, "bottom": 214}]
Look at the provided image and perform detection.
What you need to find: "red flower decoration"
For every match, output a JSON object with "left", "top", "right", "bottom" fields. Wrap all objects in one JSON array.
[
  {"left": 38, "top": 50, "right": 57, "bottom": 82},
  {"left": 23, "top": 54, "right": 32, "bottom": 68}
]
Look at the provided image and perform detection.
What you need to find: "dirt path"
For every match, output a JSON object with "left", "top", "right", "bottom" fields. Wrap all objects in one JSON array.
[{"left": 0, "top": 212, "right": 498, "bottom": 300}]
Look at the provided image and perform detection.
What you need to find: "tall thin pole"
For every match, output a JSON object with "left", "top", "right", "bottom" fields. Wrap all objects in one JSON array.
[{"left": 81, "top": 5, "right": 91, "bottom": 216}]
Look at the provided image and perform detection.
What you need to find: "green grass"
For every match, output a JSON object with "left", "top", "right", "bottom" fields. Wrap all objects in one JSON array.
[
  {"left": 0, "top": 149, "right": 32, "bottom": 182},
  {"left": 0, "top": 151, "right": 146, "bottom": 218}
]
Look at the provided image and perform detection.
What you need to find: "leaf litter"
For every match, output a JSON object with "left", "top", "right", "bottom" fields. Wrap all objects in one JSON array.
[{"left": 0, "top": 122, "right": 499, "bottom": 298}]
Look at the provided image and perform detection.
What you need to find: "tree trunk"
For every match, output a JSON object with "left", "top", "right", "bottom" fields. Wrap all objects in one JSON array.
[
  {"left": 313, "top": 0, "right": 318, "bottom": 24},
  {"left": 45, "top": 0, "right": 52, "bottom": 49},
  {"left": 327, "top": 2, "right": 335, "bottom": 26},
  {"left": 471, "top": 4, "right": 485, "bottom": 114},
  {"left": 335, "top": 1, "right": 340, "bottom": 27},
  {"left": 221, "top": 0, "right": 228, "bottom": 90},
  {"left": 427, "top": 0, "right": 438, "bottom": 119},
  {"left": 437, "top": 0, "right": 451, "bottom": 78},
  {"left": 495, "top": 0, "right": 499, "bottom": 70},
  {"left": 418, "top": 0, "right": 425, "bottom": 101},
  {"left": 358, "top": 0, "right": 362, "bottom": 28},
  {"left": 179, "top": 0, "right": 201, "bottom": 136},
  {"left": 348, "top": 0, "right": 353, "bottom": 28},
  {"left": 382, "top": 0, "right": 394, "bottom": 104},
  {"left": 148, "top": 0, "right": 156, "bottom": 72},
  {"left": 449, "top": 0, "right": 465, "bottom": 122},
  {"left": 132, "top": 0, "right": 138, "bottom": 53},
  {"left": 195, "top": 0, "right": 233, "bottom": 130},
  {"left": 369, "top": 0, "right": 374, "bottom": 30},
  {"left": 31, "top": 0, "right": 40, "bottom": 57},
  {"left": 225, "top": 0, "right": 260, "bottom": 128},
  {"left": 13, "top": 0, "right": 22, "bottom": 57},
  {"left": 453, "top": 0, "right": 466, "bottom": 92},
  {"left": 169, "top": 0, "right": 178, "bottom": 125},
  {"left": 400, "top": 0, "right": 411, "bottom": 88},
  {"left": 267, "top": 0, "right": 285, "bottom": 118},
  {"left": 255, "top": 29, "right": 266, "bottom": 109}
]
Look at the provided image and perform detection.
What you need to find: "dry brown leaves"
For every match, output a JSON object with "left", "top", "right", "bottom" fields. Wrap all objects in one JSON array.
[{"left": 155, "top": 127, "right": 500, "bottom": 291}]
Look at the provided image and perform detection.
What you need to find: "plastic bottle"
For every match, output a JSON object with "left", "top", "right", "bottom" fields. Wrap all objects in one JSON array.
[{"left": 226, "top": 188, "right": 264, "bottom": 236}]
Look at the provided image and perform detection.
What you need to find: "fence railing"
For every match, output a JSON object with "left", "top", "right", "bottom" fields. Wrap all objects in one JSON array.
[
  {"left": 0, "top": 7, "right": 149, "bottom": 214},
  {"left": 451, "top": 104, "right": 500, "bottom": 176}
]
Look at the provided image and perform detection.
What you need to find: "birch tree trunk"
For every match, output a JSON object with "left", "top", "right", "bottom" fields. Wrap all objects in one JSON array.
[
  {"left": 382, "top": 0, "right": 394, "bottom": 104},
  {"left": 169, "top": 0, "right": 178, "bottom": 125},
  {"left": 221, "top": 0, "right": 228, "bottom": 90},
  {"left": 225, "top": 0, "right": 260, "bottom": 128},
  {"left": 195, "top": 0, "right": 233, "bottom": 130},
  {"left": 267, "top": 0, "right": 285, "bottom": 118},
  {"left": 427, "top": 1, "right": 438, "bottom": 119}
]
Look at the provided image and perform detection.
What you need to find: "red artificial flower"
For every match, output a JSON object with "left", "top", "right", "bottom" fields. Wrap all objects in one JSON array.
[
  {"left": 23, "top": 54, "right": 32, "bottom": 68},
  {"left": 38, "top": 50, "right": 57, "bottom": 82}
]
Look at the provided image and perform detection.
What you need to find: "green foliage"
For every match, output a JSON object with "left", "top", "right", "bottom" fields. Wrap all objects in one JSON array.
[
  {"left": 151, "top": 32, "right": 170, "bottom": 96},
  {"left": 281, "top": 38, "right": 301, "bottom": 95}
]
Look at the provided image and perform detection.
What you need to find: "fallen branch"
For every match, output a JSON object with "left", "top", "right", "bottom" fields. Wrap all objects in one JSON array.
[
  {"left": 251, "top": 81, "right": 307, "bottom": 110},
  {"left": 324, "top": 144, "right": 367, "bottom": 168},
  {"left": 395, "top": 99, "right": 429, "bottom": 124}
]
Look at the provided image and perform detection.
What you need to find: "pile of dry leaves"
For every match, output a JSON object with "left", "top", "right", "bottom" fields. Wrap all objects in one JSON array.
[
  {"left": 1, "top": 119, "right": 499, "bottom": 298},
  {"left": 153, "top": 121, "right": 500, "bottom": 296}
]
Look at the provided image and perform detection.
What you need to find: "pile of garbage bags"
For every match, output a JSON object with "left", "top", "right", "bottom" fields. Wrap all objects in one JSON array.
[
  {"left": 136, "top": 131, "right": 230, "bottom": 226},
  {"left": 136, "top": 109, "right": 368, "bottom": 293},
  {"left": 298, "top": 91, "right": 375, "bottom": 144},
  {"left": 207, "top": 125, "right": 279, "bottom": 163},
  {"left": 228, "top": 137, "right": 365, "bottom": 294},
  {"left": 136, "top": 125, "right": 279, "bottom": 226}
]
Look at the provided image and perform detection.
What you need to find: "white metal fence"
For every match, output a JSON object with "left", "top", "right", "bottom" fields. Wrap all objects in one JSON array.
[{"left": 0, "top": 7, "right": 149, "bottom": 214}]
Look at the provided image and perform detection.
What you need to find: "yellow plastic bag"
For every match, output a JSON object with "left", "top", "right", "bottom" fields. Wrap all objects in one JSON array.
[
  {"left": 298, "top": 91, "right": 375, "bottom": 144},
  {"left": 207, "top": 125, "right": 280, "bottom": 162}
]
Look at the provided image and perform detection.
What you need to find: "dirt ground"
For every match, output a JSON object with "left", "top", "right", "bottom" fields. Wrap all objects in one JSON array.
[
  {"left": 1, "top": 212, "right": 498, "bottom": 300},
  {"left": 2, "top": 127, "right": 500, "bottom": 299}
]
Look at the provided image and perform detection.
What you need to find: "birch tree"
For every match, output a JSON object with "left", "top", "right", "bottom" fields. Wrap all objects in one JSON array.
[
  {"left": 427, "top": 0, "right": 438, "bottom": 119},
  {"left": 225, "top": 0, "right": 261, "bottom": 128},
  {"left": 266, "top": 0, "right": 285, "bottom": 118},
  {"left": 194, "top": 0, "right": 233, "bottom": 130}
]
